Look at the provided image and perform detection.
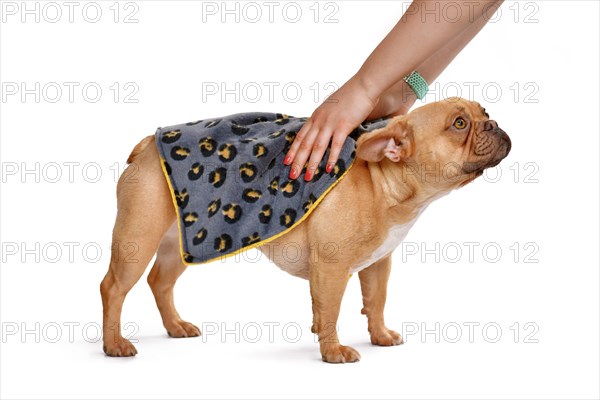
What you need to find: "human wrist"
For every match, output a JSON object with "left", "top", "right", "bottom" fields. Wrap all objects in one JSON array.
[
  {"left": 402, "top": 71, "right": 429, "bottom": 100},
  {"left": 395, "top": 80, "right": 417, "bottom": 110},
  {"left": 374, "top": 81, "right": 417, "bottom": 119},
  {"left": 352, "top": 71, "right": 385, "bottom": 106}
]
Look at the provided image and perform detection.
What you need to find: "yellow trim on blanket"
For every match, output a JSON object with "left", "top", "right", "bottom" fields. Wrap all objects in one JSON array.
[
  {"left": 158, "top": 157, "right": 190, "bottom": 266},
  {"left": 158, "top": 156, "right": 355, "bottom": 266}
]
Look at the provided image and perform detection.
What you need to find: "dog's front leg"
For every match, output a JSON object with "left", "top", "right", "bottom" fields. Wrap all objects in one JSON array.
[
  {"left": 309, "top": 260, "right": 360, "bottom": 363},
  {"left": 358, "top": 255, "right": 403, "bottom": 346}
]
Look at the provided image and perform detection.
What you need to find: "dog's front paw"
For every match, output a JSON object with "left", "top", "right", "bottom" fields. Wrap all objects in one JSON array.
[
  {"left": 321, "top": 344, "right": 361, "bottom": 363},
  {"left": 103, "top": 337, "right": 138, "bottom": 357},
  {"left": 370, "top": 327, "right": 404, "bottom": 346},
  {"left": 166, "top": 320, "right": 201, "bottom": 338}
]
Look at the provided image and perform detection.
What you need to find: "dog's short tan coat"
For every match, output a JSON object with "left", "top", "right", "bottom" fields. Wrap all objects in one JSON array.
[{"left": 100, "top": 98, "right": 510, "bottom": 362}]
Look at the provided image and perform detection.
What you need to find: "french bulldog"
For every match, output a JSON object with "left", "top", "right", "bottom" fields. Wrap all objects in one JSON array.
[{"left": 100, "top": 97, "right": 511, "bottom": 362}]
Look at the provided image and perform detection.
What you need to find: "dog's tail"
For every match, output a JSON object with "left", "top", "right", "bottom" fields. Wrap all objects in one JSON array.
[{"left": 127, "top": 136, "right": 154, "bottom": 164}]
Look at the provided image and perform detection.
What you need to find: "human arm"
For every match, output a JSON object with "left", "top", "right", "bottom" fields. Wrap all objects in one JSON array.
[
  {"left": 284, "top": 0, "right": 503, "bottom": 180},
  {"left": 368, "top": 0, "right": 503, "bottom": 119}
]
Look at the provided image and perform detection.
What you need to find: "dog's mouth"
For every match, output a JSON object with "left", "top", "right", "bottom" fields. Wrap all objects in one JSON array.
[
  {"left": 462, "top": 128, "right": 511, "bottom": 174},
  {"left": 460, "top": 130, "right": 511, "bottom": 186}
]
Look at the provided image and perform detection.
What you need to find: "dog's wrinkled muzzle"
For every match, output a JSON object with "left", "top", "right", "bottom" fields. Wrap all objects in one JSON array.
[{"left": 462, "top": 121, "right": 511, "bottom": 174}]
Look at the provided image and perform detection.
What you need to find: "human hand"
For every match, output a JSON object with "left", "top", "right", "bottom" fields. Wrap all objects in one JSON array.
[{"left": 283, "top": 76, "right": 377, "bottom": 181}]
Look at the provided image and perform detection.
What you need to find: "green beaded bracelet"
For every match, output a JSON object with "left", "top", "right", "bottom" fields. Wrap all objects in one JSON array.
[{"left": 404, "top": 70, "right": 429, "bottom": 100}]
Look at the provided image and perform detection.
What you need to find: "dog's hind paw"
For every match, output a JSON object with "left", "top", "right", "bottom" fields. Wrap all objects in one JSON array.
[
  {"left": 321, "top": 344, "right": 361, "bottom": 363},
  {"left": 166, "top": 320, "right": 201, "bottom": 338},
  {"left": 103, "top": 337, "right": 138, "bottom": 357},
  {"left": 370, "top": 327, "right": 404, "bottom": 346}
]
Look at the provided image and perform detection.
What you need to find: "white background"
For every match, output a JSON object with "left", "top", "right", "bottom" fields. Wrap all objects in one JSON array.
[{"left": 1, "top": 1, "right": 599, "bottom": 399}]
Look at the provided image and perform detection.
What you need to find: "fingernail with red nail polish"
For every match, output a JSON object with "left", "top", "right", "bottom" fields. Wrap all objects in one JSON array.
[
  {"left": 326, "top": 163, "right": 333, "bottom": 173},
  {"left": 284, "top": 155, "right": 291, "bottom": 165}
]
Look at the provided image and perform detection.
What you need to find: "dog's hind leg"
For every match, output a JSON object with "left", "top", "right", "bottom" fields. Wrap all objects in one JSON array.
[
  {"left": 100, "top": 136, "right": 175, "bottom": 357},
  {"left": 147, "top": 222, "right": 200, "bottom": 338}
]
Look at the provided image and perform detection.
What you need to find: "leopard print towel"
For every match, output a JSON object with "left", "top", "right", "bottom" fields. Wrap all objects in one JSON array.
[{"left": 155, "top": 112, "right": 391, "bottom": 265}]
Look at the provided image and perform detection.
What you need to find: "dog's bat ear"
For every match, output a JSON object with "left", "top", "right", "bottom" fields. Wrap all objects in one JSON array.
[{"left": 356, "top": 118, "right": 413, "bottom": 162}]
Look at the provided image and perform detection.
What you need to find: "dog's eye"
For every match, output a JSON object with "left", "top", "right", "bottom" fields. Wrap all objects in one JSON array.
[{"left": 453, "top": 118, "right": 467, "bottom": 129}]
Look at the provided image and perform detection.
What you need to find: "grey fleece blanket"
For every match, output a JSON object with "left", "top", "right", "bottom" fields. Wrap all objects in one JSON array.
[{"left": 155, "top": 112, "right": 391, "bottom": 265}]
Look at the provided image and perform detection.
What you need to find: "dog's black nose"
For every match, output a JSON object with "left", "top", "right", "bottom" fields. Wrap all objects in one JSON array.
[{"left": 484, "top": 120, "right": 498, "bottom": 131}]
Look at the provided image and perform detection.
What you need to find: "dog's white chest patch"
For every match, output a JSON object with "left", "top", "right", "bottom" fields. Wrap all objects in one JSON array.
[{"left": 350, "top": 221, "right": 417, "bottom": 274}]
